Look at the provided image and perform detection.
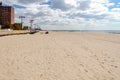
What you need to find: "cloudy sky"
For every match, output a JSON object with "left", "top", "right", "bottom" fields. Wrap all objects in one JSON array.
[{"left": 1, "top": 0, "right": 120, "bottom": 30}]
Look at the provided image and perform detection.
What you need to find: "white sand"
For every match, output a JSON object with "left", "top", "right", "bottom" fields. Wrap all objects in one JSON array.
[
  {"left": 0, "top": 32, "right": 120, "bottom": 80},
  {"left": 0, "top": 30, "right": 29, "bottom": 36}
]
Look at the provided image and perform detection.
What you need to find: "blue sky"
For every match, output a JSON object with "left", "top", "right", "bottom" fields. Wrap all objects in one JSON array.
[
  {"left": 1, "top": 0, "right": 120, "bottom": 30},
  {"left": 110, "top": 0, "right": 119, "bottom": 3},
  {"left": 40, "top": 0, "right": 52, "bottom": 5},
  {"left": 13, "top": 4, "right": 26, "bottom": 9},
  {"left": 109, "top": 0, "right": 120, "bottom": 9}
]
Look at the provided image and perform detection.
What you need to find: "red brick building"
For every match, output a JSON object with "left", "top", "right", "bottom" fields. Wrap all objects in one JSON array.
[{"left": 0, "top": 2, "right": 14, "bottom": 27}]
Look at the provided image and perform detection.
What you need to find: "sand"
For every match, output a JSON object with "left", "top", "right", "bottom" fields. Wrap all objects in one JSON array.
[
  {"left": 0, "top": 30, "right": 29, "bottom": 36},
  {"left": 0, "top": 31, "right": 120, "bottom": 80}
]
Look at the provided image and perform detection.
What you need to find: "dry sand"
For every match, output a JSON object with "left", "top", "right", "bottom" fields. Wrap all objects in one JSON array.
[
  {"left": 0, "top": 31, "right": 120, "bottom": 80},
  {"left": 0, "top": 30, "right": 29, "bottom": 36}
]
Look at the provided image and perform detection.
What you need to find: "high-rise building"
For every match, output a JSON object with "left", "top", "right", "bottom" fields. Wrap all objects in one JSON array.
[{"left": 0, "top": 2, "right": 14, "bottom": 27}]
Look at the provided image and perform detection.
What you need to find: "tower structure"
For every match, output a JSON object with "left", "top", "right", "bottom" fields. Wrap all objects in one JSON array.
[{"left": 0, "top": 2, "right": 14, "bottom": 28}]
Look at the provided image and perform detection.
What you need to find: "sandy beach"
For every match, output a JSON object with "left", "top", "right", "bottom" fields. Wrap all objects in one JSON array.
[
  {"left": 0, "top": 30, "right": 29, "bottom": 36},
  {"left": 0, "top": 31, "right": 120, "bottom": 80}
]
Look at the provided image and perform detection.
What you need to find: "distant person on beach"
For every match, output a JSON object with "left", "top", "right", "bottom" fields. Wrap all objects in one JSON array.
[{"left": 45, "top": 31, "right": 49, "bottom": 34}]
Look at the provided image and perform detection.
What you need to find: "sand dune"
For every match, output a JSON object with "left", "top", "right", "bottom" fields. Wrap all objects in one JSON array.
[{"left": 0, "top": 32, "right": 120, "bottom": 80}]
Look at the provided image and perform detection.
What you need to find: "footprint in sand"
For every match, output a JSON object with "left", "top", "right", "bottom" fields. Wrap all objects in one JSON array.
[
  {"left": 84, "top": 69, "right": 88, "bottom": 72},
  {"left": 101, "top": 62, "right": 104, "bottom": 64},
  {"left": 79, "top": 64, "right": 84, "bottom": 67},
  {"left": 114, "top": 66, "right": 118, "bottom": 68},
  {"left": 111, "top": 65, "right": 118, "bottom": 68},
  {"left": 40, "top": 74, "right": 43, "bottom": 77}
]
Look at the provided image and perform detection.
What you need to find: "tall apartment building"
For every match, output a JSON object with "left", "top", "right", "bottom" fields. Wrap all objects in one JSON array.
[{"left": 0, "top": 2, "right": 14, "bottom": 27}]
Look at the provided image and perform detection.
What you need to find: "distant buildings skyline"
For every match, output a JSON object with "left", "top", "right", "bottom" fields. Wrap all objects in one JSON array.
[{"left": 0, "top": 2, "right": 14, "bottom": 27}]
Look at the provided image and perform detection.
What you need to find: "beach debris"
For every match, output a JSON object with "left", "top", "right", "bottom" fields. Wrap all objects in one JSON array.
[{"left": 45, "top": 31, "right": 49, "bottom": 34}]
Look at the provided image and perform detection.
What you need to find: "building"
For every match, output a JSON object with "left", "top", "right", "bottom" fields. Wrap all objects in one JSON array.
[{"left": 0, "top": 2, "right": 14, "bottom": 28}]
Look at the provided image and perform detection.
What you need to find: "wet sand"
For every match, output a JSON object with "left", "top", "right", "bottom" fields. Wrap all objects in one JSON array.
[{"left": 0, "top": 31, "right": 120, "bottom": 80}]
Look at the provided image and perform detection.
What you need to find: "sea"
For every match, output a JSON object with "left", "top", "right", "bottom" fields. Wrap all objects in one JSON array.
[{"left": 51, "top": 30, "right": 120, "bottom": 34}]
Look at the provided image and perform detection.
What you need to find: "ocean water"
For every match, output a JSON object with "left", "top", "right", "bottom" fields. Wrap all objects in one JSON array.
[{"left": 52, "top": 30, "right": 120, "bottom": 34}]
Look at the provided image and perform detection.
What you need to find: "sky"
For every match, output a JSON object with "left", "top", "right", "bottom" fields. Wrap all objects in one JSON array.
[{"left": 1, "top": 0, "right": 120, "bottom": 30}]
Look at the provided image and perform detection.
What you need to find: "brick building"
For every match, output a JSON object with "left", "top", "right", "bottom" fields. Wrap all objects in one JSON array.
[{"left": 0, "top": 2, "right": 14, "bottom": 28}]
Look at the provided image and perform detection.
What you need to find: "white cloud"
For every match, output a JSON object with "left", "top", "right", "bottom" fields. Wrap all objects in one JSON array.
[
  {"left": 1, "top": 0, "right": 17, "bottom": 4},
  {"left": 106, "top": 3, "right": 115, "bottom": 7},
  {"left": 76, "top": 0, "right": 91, "bottom": 11},
  {"left": 91, "top": 0, "right": 109, "bottom": 3},
  {"left": 65, "top": 0, "right": 77, "bottom": 7},
  {"left": 90, "top": 2, "right": 108, "bottom": 12},
  {"left": 107, "top": 8, "right": 120, "bottom": 21},
  {"left": 1, "top": 0, "right": 120, "bottom": 30},
  {"left": 111, "top": 8, "right": 120, "bottom": 12},
  {"left": 17, "top": 0, "right": 45, "bottom": 4},
  {"left": 50, "top": 0, "right": 73, "bottom": 11}
]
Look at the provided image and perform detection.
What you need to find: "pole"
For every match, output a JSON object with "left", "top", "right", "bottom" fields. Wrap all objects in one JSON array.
[
  {"left": 30, "top": 20, "right": 34, "bottom": 32},
  {"left": 19, "top": 16, "right": 25, "bottom": 29}
]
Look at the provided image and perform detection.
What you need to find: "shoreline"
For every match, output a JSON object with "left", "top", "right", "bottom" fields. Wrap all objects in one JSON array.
[{"left": 0, "top": 30, "right": 120, "bottom": 37}]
